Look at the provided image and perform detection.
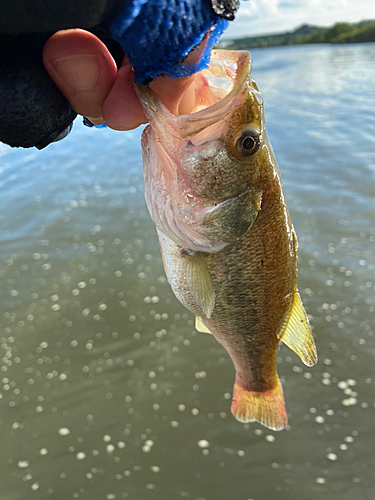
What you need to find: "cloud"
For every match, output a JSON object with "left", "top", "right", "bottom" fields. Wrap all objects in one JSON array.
[
  {"left": 278, "top": 0, "right": 304, "bottom": 8},
  {"left": 224, "top": 0, "right": 375, "bottom": 38}
]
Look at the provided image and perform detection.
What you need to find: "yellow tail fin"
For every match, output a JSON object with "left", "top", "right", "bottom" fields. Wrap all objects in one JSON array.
[{"left": 231, "top": 377, "right": 287, "bottom": 431}]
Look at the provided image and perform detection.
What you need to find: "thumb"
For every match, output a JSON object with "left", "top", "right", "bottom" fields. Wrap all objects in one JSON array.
[{"left": 43, "top": 29, "right": 117, "bottom": 124}]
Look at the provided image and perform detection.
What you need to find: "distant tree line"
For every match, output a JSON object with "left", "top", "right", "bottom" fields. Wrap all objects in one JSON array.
[{"left": 222, "top": 20, "right": 375, "bottom": 50}]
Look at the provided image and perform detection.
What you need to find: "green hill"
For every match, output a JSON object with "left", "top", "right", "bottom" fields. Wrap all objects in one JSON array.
[{"left": 223, "top": 20, "right": 375, "bottom": 50}]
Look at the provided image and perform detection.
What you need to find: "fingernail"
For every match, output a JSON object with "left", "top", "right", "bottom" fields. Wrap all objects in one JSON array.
[
  {"left": 85, "top": 116, "right": 104, "bottom": 126},
  {"left": 52, "top": 54, "right": 99, "bottom": 91}
]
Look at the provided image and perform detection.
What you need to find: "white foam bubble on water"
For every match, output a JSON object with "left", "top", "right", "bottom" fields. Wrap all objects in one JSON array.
[
  {"left": 342, "top": 397, "right": 357, "bottom": 406},
  {"left": 197, "top": 440, "right": 209, "bottom": 448},
  {"left": 265, "top": 435, "right": 275, "bottom": 442},
  {"left": 58, "top": 427, "right": 70, "bottom": 436}
]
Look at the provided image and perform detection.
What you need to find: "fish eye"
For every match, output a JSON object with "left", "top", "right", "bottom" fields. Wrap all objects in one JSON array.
[
  {"left": 232, "top": 128, "right": 261, "bottom": 158},
  {"left": 242, "top": 136, "right": 256, "bottom": 152}
]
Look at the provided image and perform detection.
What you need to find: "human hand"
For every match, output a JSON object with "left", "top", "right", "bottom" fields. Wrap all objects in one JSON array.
[{"left": 43, "top": 29, "right": 197, "bottom": 131}]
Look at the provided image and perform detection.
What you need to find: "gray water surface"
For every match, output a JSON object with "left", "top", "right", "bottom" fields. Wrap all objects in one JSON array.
[{"left": 1, "top": 43, "right": 375, "bottom": 500}]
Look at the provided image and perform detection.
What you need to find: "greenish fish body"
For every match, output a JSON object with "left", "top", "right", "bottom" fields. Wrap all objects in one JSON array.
[{"left": 135, "top": 50, "right": 317, "bottom": 431}]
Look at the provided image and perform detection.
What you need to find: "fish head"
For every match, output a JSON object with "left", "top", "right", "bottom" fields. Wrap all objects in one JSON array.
[
  {"left": 135, "top": 51, "right": 268, "bottom": 252},
  {"left": 177, "top": 76, "right": 265, "bottom": 201}
]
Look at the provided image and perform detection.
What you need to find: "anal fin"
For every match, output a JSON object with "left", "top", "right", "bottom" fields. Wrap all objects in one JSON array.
[
  {"left": 231, "top": 377, "right": 287, "bottom": 431},
  {"left": 280, "top": 291, "right": 317, "bottom": 367},
  {"left": 195, "top": 316, "right": 212, "bottom": 334}
]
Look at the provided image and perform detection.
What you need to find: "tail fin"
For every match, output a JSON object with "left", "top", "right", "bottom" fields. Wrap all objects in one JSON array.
[{"left": 231, "top": 377, "right": 287, "bottom": 431}]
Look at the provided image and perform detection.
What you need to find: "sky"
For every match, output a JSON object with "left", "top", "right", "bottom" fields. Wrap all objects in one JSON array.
[{"left": 223, "top": 0, "right": 375, "bottom": 39}]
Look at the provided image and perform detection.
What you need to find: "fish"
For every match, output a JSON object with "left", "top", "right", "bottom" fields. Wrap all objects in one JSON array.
[{"left": 135, "top": 50, "right": 317, "bottom": 431}]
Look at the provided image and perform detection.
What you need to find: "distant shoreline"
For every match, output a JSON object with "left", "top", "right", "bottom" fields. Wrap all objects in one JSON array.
[{"left": 220, "top": 20, "right": 375, "bottom": 50}]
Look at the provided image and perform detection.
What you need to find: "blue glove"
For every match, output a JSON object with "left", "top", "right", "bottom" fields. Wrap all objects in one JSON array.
[{"left": 111, "top": 0, "right": 234, "bottom": 84}]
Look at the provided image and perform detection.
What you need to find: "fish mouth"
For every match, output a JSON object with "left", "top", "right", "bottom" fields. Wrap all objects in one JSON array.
[{"left": 134, "top": 50, "right": 252, "bottom": 140}]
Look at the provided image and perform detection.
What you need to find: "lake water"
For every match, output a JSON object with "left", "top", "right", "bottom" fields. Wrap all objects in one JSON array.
[{"left": 0, "top": 43, "right": 374, "bottom": 500}]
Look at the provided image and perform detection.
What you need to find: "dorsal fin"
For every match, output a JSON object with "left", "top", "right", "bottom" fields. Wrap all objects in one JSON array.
[
  {"left": 279, "top": 291, "right": 317, "bottom": 367},
  {"left": 195, "top": 316, "right": 213, "bottom": 334}
]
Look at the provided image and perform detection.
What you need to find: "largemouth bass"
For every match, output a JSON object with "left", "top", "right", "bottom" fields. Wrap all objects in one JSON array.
[{"left": 135, "top": 50, "right": 317, "bottom": 431}]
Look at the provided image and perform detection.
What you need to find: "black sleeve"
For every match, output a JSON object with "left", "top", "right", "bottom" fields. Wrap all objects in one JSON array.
[{"left": 0, "top": 0, "right": 125, "bottom": 149}]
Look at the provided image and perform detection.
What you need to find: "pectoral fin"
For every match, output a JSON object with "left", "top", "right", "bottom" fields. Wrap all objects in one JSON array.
[
  {"left": 186, "top": 254, "right": 215, "bottom": 318},
  {"left": 279, "top": 291, "right": 317, "bottom": 367},
  {"left": 195, "top": 316, "right": 213, "bottom": 334},
  {"left": 202, "top": 188, "right": 262, "bottom": 243}
]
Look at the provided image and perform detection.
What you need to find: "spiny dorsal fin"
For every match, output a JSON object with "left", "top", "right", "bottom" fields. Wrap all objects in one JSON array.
[
  {"left": 280, "top": 291, "right": 317, "bottom": 367},
  {"left": 186, "top": 254, "right": 215, "bottom": 318},
  {"left": 195, "top": 316, "right": 213, "bottom": 334}
]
